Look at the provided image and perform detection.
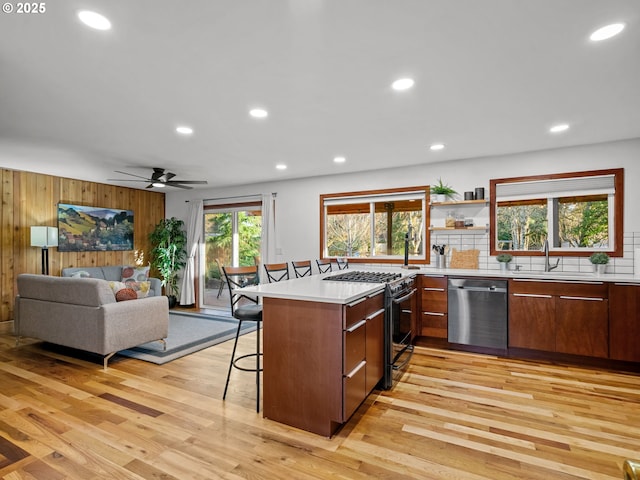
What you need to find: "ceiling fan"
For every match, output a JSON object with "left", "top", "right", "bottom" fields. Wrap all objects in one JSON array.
[{"left": 108, "top": 167, "right": 208, "bottom": 190}]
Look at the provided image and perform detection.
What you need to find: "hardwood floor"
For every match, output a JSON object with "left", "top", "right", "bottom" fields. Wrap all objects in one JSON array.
[{"left": 0, "top": 325, "right": 638, "bottom": 479}]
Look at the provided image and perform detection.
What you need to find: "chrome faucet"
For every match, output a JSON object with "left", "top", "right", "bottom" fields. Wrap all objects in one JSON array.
[{"left": 542, "top": 239, "right": 560, "bottom": 272}]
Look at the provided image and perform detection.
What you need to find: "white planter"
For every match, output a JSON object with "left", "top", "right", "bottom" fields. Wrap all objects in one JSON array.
[
  {"left": 593, "top": 264, "right": 607, "bottom": 275},
  {"left": 499, "top": 262, "right": 509, "bottom": 272}
]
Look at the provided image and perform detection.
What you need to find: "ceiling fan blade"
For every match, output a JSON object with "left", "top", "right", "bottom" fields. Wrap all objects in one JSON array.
[
  {"left": 165, "top": 180, "right": 208, "bottom": 185},
  {"left": 164, "top": 172, "right": 176, "bottom": 181},
  {"left": 106, "top": 178, "right": 151, "bottom": 183},
  {"left": 166, "top": 183, "right": 193, "bottom": 190},
  {"left": 113, "top": 170, "right": 153, "bottom": 181},
  {"left": 151, "top": 168, "right": 165, "bottom": 181}
]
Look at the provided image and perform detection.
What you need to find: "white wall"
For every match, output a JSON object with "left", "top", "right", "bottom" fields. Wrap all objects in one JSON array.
[{"left": 166, "top": 137, "right": 640, "bottom": 268}]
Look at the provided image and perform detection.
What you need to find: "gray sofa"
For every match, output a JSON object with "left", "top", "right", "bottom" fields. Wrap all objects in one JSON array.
[
  {"left": 15, "top": 274, "right": 169, "bottom": 368},
  {"left": 61, "top": 265, "right": 162, "bottom": 297}
]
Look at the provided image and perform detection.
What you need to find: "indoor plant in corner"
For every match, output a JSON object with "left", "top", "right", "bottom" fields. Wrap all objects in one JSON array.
[
  {"left": 149, "top": 217, "right": 187, "bottom": 308},
  {"left": 431, "top": 178, "right": 458, "bottom": 202},
  {"left": 496, "top": 253, "right": 513, "bottom": 272},
  {"left": 589, "top": 252, "right": 609, "bottom": 275}
]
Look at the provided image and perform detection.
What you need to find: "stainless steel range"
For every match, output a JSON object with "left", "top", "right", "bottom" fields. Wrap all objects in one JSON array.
[{"left": 324, "top": 270, "right": 417, "bottom": 389}]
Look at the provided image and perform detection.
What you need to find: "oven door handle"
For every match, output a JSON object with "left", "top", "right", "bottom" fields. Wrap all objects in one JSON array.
[
  {"left": 392, "top": 345, "right": 414, "bottom": 371},
  {"left": 392, "top": 288, "right": 417, "bottom": 305}
]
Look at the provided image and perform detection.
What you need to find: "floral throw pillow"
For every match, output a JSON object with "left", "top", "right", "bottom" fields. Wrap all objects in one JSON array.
[
  {"left": 121, "top": 266, "right": 150, "bottom": 283},
  {"left": 123, "top": 280, "right": 151, "bottom": 299},
  {"left": 115, "top": 288, "right": 138, "bottom": 302}
]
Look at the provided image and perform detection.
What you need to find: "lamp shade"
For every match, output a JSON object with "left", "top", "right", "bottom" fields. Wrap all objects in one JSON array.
[{"left": 30, "top": 226, "right": 59, "bottom": 247}]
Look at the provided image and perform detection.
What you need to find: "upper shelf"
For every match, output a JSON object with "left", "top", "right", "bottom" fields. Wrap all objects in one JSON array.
[{"left": 430, "top": 199, "right": 488, "bottom": 207}]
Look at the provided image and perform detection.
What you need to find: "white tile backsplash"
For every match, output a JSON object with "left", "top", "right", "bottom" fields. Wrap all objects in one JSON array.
[{"left": 429, "top": 231, "right": 640, "bottom": 275}]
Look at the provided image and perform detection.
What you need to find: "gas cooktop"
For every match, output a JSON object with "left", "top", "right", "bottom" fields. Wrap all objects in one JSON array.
[{"left": 323, "top": 271, "right": 403, "bottom": 283}]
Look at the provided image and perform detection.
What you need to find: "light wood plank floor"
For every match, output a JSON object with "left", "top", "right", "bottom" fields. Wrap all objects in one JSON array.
[{"left": 0, "top": 325, "right": 638, "bottom": 479}]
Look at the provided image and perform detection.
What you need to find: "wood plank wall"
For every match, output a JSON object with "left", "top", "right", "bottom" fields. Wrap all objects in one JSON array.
[{"left": 0, "top": 168, "right": 165, "bottom": 322}]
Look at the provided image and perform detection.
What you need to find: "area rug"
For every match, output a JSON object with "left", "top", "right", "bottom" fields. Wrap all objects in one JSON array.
[{"left": 118, "top": 311, "right": 257, "bottom": 364}]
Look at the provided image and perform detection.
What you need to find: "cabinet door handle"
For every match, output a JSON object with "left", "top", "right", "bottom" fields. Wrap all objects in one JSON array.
[
  {"left": 346, "top": 297, "right": 367, "bottom": 308},
  {"left": 423, "top": 287, "right": 445, "bottom": 292},
  {"left": 423, "top": 311, "right": 445, "bottom": 316},
  {"left": 345, "top": 319, "right": 367, "bottom": 333},
  {"left": 513, "top": 278, "right": 603, "bottom": 286},
  {"left": 366, "top": 308, "right": 385, "bottom": 320},
  {"left": 614, "top": 283, "right": 639, "bottom": 286},
  {"left": 345, "top": 360, "right": 366, "bottom": 378},
  {"left": 512, "top": 293, "right": 552, "bottom": 299},
  {"left": 559, "top": 296, "right": 604, "bottom": 301}
]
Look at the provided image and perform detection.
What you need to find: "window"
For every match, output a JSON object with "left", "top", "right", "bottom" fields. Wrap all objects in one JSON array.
[
  {"left": 321, "top": 186, "right": 429, "bottom": 264},
  {"left": 490, "top": 169, "right": 623, "bottom": 256}
]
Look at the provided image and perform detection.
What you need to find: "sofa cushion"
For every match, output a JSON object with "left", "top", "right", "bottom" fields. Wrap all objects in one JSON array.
[
  {"left": 17, "top": 275, "right": 117, "bottom": 306},
  {"left": 115, "top": 288, "right": 138, "bottom": 302},
  {"left": 101, "top": 266, "right": 124, "bottom": 282},
  {"left": 62, "top": 267, "right": 107, "bottom": 280}
]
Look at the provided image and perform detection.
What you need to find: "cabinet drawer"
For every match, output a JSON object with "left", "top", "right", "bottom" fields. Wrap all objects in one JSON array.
[
  {"left": 344, "top": 291, "right": 384, "bottom": 329},
  {"left": 343, "top": 359, "right": 366, "bottom": 421},
  {"left": 510, "top": 279, "right": 608, "bottom": 298},
  {"left": 344, "top": 319, "right": 366, "bottom": 373},
  {"left": 421, "top": 275, "right": 447, "bottom": 289},
  {"left": 421, "top": 289, "right": 447, "bottom": 313},
  {"left": 421, "top": 311, "right": 448, "bottom": 338}
]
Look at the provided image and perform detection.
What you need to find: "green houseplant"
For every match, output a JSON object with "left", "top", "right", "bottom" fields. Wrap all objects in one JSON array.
[
  {"left": 430, "top": 178, "right": 458, "bottom": 202},
  {"left": 496, "top": 253, "right": 513, "bottom": 272},
  {"left": 589, "top": 252, "right": 609, "bottom": 275},
  {"left": 149, "top": 217, "right": 187, "bottom": 306}
]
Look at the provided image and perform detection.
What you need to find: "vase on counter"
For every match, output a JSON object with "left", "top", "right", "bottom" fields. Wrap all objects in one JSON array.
[{"left": 594, "top": 264, "right": 606, "bottom": 275}]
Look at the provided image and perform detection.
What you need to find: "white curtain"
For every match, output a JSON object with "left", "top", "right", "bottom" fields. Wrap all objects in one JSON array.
[
  {"left": 179, "top": 199, "right": 203, "bottom": 305},
  {"left": 260, "top": 193, "right": 276, "bottom": 282}
]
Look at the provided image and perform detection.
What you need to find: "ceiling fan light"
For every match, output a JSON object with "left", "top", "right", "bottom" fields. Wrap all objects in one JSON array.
[{"left": 152, "top": 182, "right": 165, "bottom": 188}]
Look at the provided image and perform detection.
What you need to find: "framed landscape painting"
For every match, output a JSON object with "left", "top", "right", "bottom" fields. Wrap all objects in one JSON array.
[{"left": 57, "top": 203, "right": 134, "bottom": 252}]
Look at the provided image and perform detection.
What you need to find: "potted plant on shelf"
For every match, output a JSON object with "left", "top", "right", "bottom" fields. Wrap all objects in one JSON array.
[
  {"left": 496, "top": 253, "right": 513, "bottom": 272},
  {"left": 589, "top": 252, "right": 609, "bottom": 275},
  {"left": 430, "top": 178, "right": 458, "bottom": 202},
  {"left": 149, "top": 217, "right": 187, "bottom": 308}
]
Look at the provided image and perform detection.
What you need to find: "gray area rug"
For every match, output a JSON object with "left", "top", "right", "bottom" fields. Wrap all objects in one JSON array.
[{"left": 118, "top": 311, "right": 256, "bottom": 364}]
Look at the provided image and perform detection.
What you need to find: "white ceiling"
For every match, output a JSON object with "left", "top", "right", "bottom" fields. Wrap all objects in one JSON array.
[{"left": 1, "top": 1, "right": 639, "bottom": 191}]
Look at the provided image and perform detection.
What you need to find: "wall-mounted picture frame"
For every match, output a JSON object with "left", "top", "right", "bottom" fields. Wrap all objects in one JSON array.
[{"left": 57, "top": 203, "right": 134, "bottom": 252}]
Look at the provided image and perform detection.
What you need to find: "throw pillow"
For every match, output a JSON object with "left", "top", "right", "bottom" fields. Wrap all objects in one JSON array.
[
  {"left": 121, "top": 265, "right": 150, "bottom": 283},
  {"left": 115, "top": 288, "right": 138, "bottom": 302},
  {"left": 70, "top": 270, "right": 91, "bottom": 278},
  {"left": 108, "top": 281, "right": 127, "bottom": 295},
  {"left": 123, "top": 280, "right": 151, "bottom": 299}
]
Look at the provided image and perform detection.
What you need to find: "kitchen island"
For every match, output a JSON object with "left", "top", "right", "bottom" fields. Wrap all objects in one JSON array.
[{"left": 241, "top": 273, "right": 391, "bottom": 436}]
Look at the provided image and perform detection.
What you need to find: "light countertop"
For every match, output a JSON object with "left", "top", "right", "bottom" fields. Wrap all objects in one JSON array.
[{"left": 238, "top": 266, "right": 640, "bottom": 305}]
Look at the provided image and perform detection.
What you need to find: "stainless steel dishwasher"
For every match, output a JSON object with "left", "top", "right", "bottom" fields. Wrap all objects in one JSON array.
[{"left": 447, "top": 277, "right": 508, "bottom": 349}]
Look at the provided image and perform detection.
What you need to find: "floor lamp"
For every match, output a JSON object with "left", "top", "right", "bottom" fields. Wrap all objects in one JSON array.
[{"left": 30, "top": 226, "right": 58, "bottom": 275}]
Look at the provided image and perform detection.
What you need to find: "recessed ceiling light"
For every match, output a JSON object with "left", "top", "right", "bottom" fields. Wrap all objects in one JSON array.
[
  {"left": 590, "top": 23, "right": 625, "bottom": 41},
  {"left": 77, "top": 10, "right": 111, "bottom": 30},
  {"left": 250, "top": 108, "right": 268, "bottom": 118},
  {"left": 430, "top": 143, "right": 445, "bottom": 151},
  {"left": 392, "top": 78, "right": 415, "bottom": 91},
  {"left": 549, "top": 123, "right": 570, "bottom": 133},
  {"left": 276, "top": 163, "right": 287, "bottom": 170},
  {"left": 333, "top": 156, "right": 346, "bottom": 164},
  {"left": 175, "top": 126, "right": 193, "bottom": 135}
]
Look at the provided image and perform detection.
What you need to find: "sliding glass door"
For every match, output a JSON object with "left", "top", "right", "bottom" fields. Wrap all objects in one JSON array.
[{"left": 202, "top": 204, "right": 262, "bottom": 310}]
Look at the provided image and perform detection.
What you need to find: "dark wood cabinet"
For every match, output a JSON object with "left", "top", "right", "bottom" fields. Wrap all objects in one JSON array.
[
  {"left": 509, "top": 292, "right": 555, "bottom": 351},
  {"left": 419, "top": 275, "right": 448, "bottom": 338},
  {"left": 508, "top": 279, "right": 608, "bottom": 358},
  {"left": 263, "top": 291, "right": 384, "bottom": 437},
  {"left": 609, "top": 283, "right": 640, "bottom": 362}
]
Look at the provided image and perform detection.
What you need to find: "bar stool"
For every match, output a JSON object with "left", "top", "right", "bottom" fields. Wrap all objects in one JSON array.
[
  {"left": 316, "top": 258, "right": 332, "bottom": 273},
  {"left": 264, "top": 262, "right": 290, "bottom": 283},
  {"left": 336, "top": 257, "right": 349, "bottom": 270},
  {"left": 291, "top": 260, "right": 312, "bottom": 278},
  {"left": 222, "top": 265, "right": 262, "bottom": 412}
]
